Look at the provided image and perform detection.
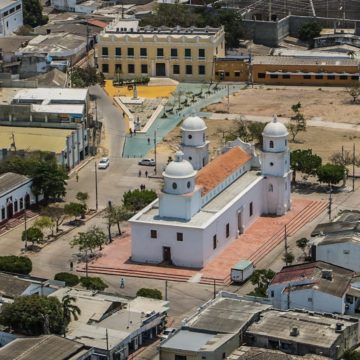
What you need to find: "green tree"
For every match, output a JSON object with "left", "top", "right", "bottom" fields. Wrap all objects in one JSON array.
[
  {"left": 136, "top": 288, "right": 162, "bottom": 300},
  {"left": 296, "top": 238, "right": 309, "bottom": 256},
  {"left": 61, "top": 295, "right": 81, "bottom": 336},
  {"left": 248, "top": 269, "right": 275, "bottom": 297},
  {"left": 283, "top": 251, "right": 295, "bottom": 265},
  {"left": 343, "top": 350, "right": 360, "bottom": 360},
  {"left": 346, "top": 82, "right": 360, "bottom": 103},
  {"left": 248, "top": 122, "right": 266, "bottom": 145},
  {"left": 71, "top": 226, "right": 106, "bottom": 253},
  {"left": 54, "top": 273, "right": 79, "bottom": 287},
  {"left": 34, "top": 216, "right": 55, "bottom": 236},
  {"left": 70, "top": 66, "right": 104, "bottom": 88},
  {"left": 64, "top": 202, "right": 86, "bottom": 222},
  {"left": 103, "top": 205, "right": 132, "bottom": 236},
  {"left": 76, "top": 192, "right": 89, "bottom": 208},
  {"left": 22, "top": 226, "right": 44, "bottom": 246},
  {"left": 122, "top": 189, "right": 157, "bottom": 211},
  {"left": 0, "top": 256, "right": 32, "bottom": 274},
  {"left": 298, "top": 21, "right": 322, "bottom": 43},
  {"left": 41, "top": 205, "right": 65, "bottom": 233},
  {"left": 23, "top": 0, "right": 48, "bottom": 27},
  {"left": 290, "top": 149, "right": 322, "bottom": 183},
  {"left": 317, "top": 163, "right": 345, "bottom": 186},
  {"left": 0, "top": 295, "right": 64, "bottom": 335},
  {"left": 80, "top": 276, "right": 108, "bottom": 291},
  {"left": 287, "top": 102, "right": 306, "bottom": 142}
]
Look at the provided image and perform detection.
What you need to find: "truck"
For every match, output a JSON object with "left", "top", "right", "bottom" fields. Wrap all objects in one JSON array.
[{"left": 231, "top": 260, "right": 254, "bottom": 283}]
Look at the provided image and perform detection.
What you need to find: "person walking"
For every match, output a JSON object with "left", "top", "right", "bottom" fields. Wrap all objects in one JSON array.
[
  {"left": 147, "top": 138, "right": 150, "bottom": 145},
  {"left": 120, "top": 278, "right": 125, "bottom": 288},
  {"left": 138, "top": 169, "right": 142, "bottom": 177},
  {"left": 145, "top": 170, "right": 148, "bottom": 178},
  {"left": 70, "top": 261, "right": 73, "bottom": 271},
  {"left": 75, "top": 172, "right": 79, "bottom": 183}
]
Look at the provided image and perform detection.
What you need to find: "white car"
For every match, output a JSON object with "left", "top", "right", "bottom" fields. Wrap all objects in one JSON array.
[
  {"left": 160, "top": 327, "right": 176, "bottom": 341},
  {"left": 138, "top": 158, "right": 156, "bottom": 166},
  {"left": 98, "top": 157, "right": 110, "bottom": 169}
]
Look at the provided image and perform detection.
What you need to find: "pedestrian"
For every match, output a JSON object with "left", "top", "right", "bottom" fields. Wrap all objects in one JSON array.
[
  {"left": 120, "top": 278, "right": 125, "bottom": 288},
  {"left": 70, "top": 261, "right": 73, "bottom": 271},
  {"left": 138, "top": 169, "right": 142, "bottom": 177},
  {"left": 145, "top": 170, "right": 148, "bottom": 178},
  {"left": 129, "top": 128, "right": 133, "bottom": 137},
  {"left": 147, "top": 137, "right": 150, "bottom": 145},
  {"left": 134, "top": 129, "right": 136, "bottom": 136},
  {"left": 75, "top": 172, "right": 79, "bottom": 183}
]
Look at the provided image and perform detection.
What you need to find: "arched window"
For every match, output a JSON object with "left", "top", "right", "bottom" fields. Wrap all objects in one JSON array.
[
  {"left": 187, "top": 181, "right": 191, "bottom": 189},
  {"left": 269, "top": 140, "right": 274, "bottom": 148},
  {"left": 268, "top": 184, "right": 273, "bottom": 192},
  {"left": 172, "top": 182, "right": 177, "bottom": 190},
  {"left": 188, "top": 134, "right": 192, "bottom": 139}
]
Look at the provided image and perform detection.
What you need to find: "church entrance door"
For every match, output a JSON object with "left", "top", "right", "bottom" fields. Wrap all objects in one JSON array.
[{"left": 163, "top": 246, "right": 171, "bottom": 263}]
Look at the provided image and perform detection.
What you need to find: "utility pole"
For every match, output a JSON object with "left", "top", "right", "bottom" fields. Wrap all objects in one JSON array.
[
  {"left": 85, "top": 248, "right": 89, "bottom": 278},
  {"left": 165, "top": 280, "right": 168, "bottom": 301},
  {"left": 154, "top": 129, "right": 157, "bottom": 175},
  {"left": 95, "top": 162, "right": 98, "bottom": 211},
  {"left": 328, "top": 185, "right": 332, "bottom": 221},
  {"left": 284, "top": 224, "right": 288, "bottom": 266},
  {"left": 227, "top": 84, "right": 230, "bottom": 113},
  {"left": 353, "top": 143, "right": 355, "bottom": 192},
  {"left": 105, "top": 328, "right": 110, "bottom": 360},
  {"left": 108, "top": 200, "right": 112, "bottom": 242}
]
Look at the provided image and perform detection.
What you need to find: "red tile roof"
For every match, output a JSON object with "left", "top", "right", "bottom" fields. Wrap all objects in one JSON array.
[
  {"left": 196, "top": 147, "right": 251, "bottom": 195},
  {"left": 87, "top": 19, "right": 108, "bottom": 28}
]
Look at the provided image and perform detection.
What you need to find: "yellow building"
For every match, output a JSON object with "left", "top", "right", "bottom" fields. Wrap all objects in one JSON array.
[
  {"left": 96, "top": 19, "right": 225, "bottom": 82},
  {"left": 214, "top": 56, "right": 249, "bottom": 82}
]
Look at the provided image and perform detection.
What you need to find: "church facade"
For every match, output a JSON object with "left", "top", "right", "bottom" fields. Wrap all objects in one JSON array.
[{"left": 130, "top": 116, "right": 291, "bottom": 268}]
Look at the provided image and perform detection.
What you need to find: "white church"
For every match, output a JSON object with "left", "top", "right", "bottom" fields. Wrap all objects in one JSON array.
[{"left": 130, "top": 115, "right": 292, "bottom": 268}]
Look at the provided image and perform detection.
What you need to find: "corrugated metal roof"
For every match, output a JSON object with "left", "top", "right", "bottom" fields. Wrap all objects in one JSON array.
[{"left": 0, "top": 172, "right": 30, "bottom": 196}]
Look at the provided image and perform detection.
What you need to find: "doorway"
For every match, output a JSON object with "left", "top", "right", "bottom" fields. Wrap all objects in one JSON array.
[
  {"left": 7, "top": 203, "right": 13, "bottom": 219},
  {"left": 237, "top": 209, "right": 243, "bottom": 234},
  {"left": 156, "top": 63, "right": 166, "bottom": 76},
  {"left": 163, "top": 246, "right": 171, "bottom": 263},
  {"left": 25, "top": 194, "right": 30, "bottom": 208}
]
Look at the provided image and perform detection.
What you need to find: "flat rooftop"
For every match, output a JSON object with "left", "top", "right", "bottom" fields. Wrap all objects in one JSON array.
[
  {"left": 132, "top": 171, "right": 262, "bottom": 228},
  {"left": 247, "top": 310, "right": 356, "bottom": 348},
  {"left": 32, "top": 104, "right": 85, "bottom": 115},
  {"left": 0, "top": 126, "right": 74, "bottom": 154},
  {"left": 12, "top": 88, "right": 88, "bottom": 103},
  {"left": 252, "top": 55, "right": 359, "bottom": 66},
  {"left": 185, "top": 296, "right": 271, "bottom": 334}
]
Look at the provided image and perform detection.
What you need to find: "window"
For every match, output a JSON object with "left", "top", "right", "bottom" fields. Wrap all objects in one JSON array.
[
  {"left": 303, "top": 74, "right": 311, "bottom": 79},
  {"left": 128, "top": 64, "right": 135, "bottom": 73},
  {"left": 184, "top": 48, "right": 191, "bottom": 58},
  {"left": 270, "top": 74, "right": 278, "bottom": 79},
  {"left": 198, "top": 48, "right": 205, "bottom": 58},
  {"left": 270, "top": 290, "right": 274, "bottom": 297},
  {"left": 226, "top": 223, "right": 230, "bottom": 238},
  {"left": 187, "top": 181, "right": 191, "bottom": 188},
  {"left": 213, "top": 235, "right": 217, "bottom": 249},
  {"left": 141, "top": 64, "right": 148, "bottom": 74},
  {"left": 19, "top": 198, "right": 23, "bottom": 210},
  {"left": 102, "top": 47, "right": 108, "bottom": 57},
  {"left": 9, "top": 7, "right": 14, "bottom": 13},
  {"left": 150, "top": 230, "right": 157, "bottom": 239},
  {"left": 186, "top": 65, "right": 192, "bottom": 75},
  {"left": 173, "top": 64, "right": 180, "bottom": 75},
  {"left": 327, "top": 75, "right": 335, "bottom": 80},
  {"left": 249, "top": 202, "right": 253, "bottom": 216},
  {"left": 351, "top": 75, "right": 359, "bottom": 80},
  {"left": 14, "top": 200, "right": 18, "bottom": 213},
  {"left": 346, "top": 295, "right": 354, "bottom": 304},
  {"left": 102, "top": 64, "right": 109, "bottom": 73},
  {"left": 285, "top": 139, "right": 287, "bottom": 146},
  {"left": 16, "top": 4, "right": 21, "bottom": 10},
  {"left": 140, "top": 48, "right": 147, "bottom": 57},
  {"left": 225, "top": 72, "right": 230, "bottom": 76},
  {"left": 188, "top": 156, "right": 192, "bottom": 160},
  {"left": 171, "top": 48, "right": 178, "bottom": 58},
  {"left": 3, "top": 11, "right": 8, "bottom": 16},
  {"left": 157, "top": 48, "right": 164, "bottom": 57},
  {"left": 315, "top": 74, "right": 323, "bottom": 79},
  {"left": 172, "top": 182, "right": 177, "bottom": 189},
  {"left": 270, "top": 162, "right": 274, "bottom": 166},
  {"left": 115, "top": 47, "right": 121, "bottom": 57},
  {"left": 308, "top": 297, "right": 313, "bottom": 302},
  {"left": 115, "top": 64, "right": 122, "bottom": 73},
  {"left": 1, "top": 207, "right": 4, "bottom": 220},
  {"left": 282, "top": 74, "right": 290, "bottom": 79},
  {"left": 127, "top": 48, "right": 134, "bottom": 57},
  {"left": 268, "top": 184, "right": 273, "bottom": 192},
  {"left": 175, "top": 355, "right": 187, "bottom": 360},
  {"left": 188, "top": 134, "right": 192, "bottom": 139},
  {"left": 258, "top": 72, "right": 266, "bottom": 79},
  {"left": 344, "top": 249, "right": 350, "bottom": 254},
  {"left": 269, "top": 140, "right": 274, "bottom": 148},
  {"left": 340, "top": 75, "right": 348, "bottom": 80},
  {"left": 234, "top": 71, "right": 241, "bottom": 77},
  {"left": 177, "top": 232, "right": 183, "bottom": 241},
  {"left": 198, "top": 65, "right": 205, "bottom": 75}
]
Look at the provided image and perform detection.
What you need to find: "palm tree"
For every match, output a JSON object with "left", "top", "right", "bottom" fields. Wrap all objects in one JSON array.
[{"left": 61, "top": 295, "right": 81, "bottom": 337}]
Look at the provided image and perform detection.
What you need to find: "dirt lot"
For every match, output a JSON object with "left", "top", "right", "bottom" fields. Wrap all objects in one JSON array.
[
  {"left": 152, "top": 118, "right": 358, "bottom": 163},
  {"left": 205, "top": 86, "right": 360, "bottom": 124}
]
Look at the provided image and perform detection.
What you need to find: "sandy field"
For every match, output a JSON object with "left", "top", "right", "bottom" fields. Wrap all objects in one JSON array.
[{"left": 205, "top": 86, "right": 360, "bottom": 124}]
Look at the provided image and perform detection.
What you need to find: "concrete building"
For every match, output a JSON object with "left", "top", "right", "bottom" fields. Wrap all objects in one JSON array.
[
  {"left": 51, "top": 0, "right": 100, "bottom": 13},
  {"left": 160, "top": 291, "right": 271, "bottom": 360},
  {"left": 50, "top": 288, "right": 169, "bottom": 359},
  {"left": 267, "top": 261, "right": 360, "bottom": 315},
  {"left": 252, "top": 56, "right": 360, "bottom": 86},
  {"left": 130, "top": 115, "right": 291, "bottom": 268},
  {"left": 0, "top": 0, "right": 23, "bottom": 36},
  {"left": 0, "top": 172, "right": 36, "bottom": 225},
  {"left": 0, "top": 125, "right": 90, "bottom": 170},
  {"left": 245, "top": 309, "right": 359, "bottom": 359},
  {"left": 214, "top": 56, "right": 249, "bottom": 82},
  {"left": 96, "top": 18, "right": 225, "bottom": 82}
]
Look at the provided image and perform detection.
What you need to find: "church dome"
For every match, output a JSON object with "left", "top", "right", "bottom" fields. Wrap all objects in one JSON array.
[
  {"left": 262, "top": 115, "right": 288, "bottom": 137},
  {"left": 163, "top": 151, "right": 196, "bottom": 179},
  {"left": 181, "top": 116, "right": 207, "bottom": 132}
]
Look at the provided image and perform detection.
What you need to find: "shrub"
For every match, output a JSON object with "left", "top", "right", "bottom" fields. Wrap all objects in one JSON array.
[
  {"left": 80, "top": 276, "right": 108, "bottom": 291},
  {"left": 54, "top": 272, "right": 79, "bottom": 287},
  {"left": 136, "top": 288, "right": 162, "bottom": 300},
  {"left": 0, "top": 256, "right": 32, "bottom": 274}
]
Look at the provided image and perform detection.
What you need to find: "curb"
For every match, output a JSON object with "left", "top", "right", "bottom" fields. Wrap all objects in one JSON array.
[{"left": 68, "top": 156, "right": 95, "bottom": 177}]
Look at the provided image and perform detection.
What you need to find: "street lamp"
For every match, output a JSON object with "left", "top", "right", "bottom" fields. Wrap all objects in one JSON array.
[
  {"left": 95, "top": 161, "right": 98, "bottom": 211},
  {"left": 24, "top": 203, "right": 28, "bottom": 251},
  {"left": 154, "top": 128, "right": 158, "bottom": 175},
  {"left": 328, "top": 185, "right": 333, "bottom": 221}
]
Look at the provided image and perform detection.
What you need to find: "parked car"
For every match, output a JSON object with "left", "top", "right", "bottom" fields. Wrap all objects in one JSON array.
[
  {"left": 160, "top": 327, "right": 176, "bottom": 341},
  {"left": 138, "top": 158, "right": 156, "bottom": 166},
  {"left": 98, "top": 157, "right": 110, "bottom": 169}
]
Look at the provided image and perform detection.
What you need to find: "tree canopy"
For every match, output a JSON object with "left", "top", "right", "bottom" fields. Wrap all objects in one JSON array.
[
  {"left": 71, "top": 226, "right": 107, "bottom": 253},
  {"left": 136, "top": 288, "right": 162, "bottom": 300},
  {"left": 64, "top": 202, "right": 86, "bottom": 221},
  {"left": 0, "top": 295, "right": 64, "bottom": 335},
  {"left": 140, "top": 4, "right": 244, "bottom": 49},
  {"left": 248, "top": 269, "right": 275, "bottom": 297},
  {"left": 317, "top": 163, "right": 345, "bottom": 186},
  {"left": 290, "top": 149, "right": 322, "bottom": 183},
  {"left": 122, "top": 189, "right": 157, "bottom": 211},
  {"left": 0, "top": 256, "right": 32, "bottom": 274},
  {"left": 23, "top": 0, "right": 48, "bottom": 27},
  {"left": 70, "top": 66, "right": 104, "bottom": 88},
  {"left": 103, "top": 204, "right": 133, "bottom": 236},
  {"left": 22, "top": 227, "right": 44, "bottom": 245},
  {"left": 298, "top": 21, "right": 322, "bottom": 42}
]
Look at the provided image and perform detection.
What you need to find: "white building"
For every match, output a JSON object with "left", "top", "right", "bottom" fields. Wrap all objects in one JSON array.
[
  {"left": 0, "top": 0, "right": 23, "bottom": 36},
  {"left": 0, "top": 172, "right": 36, "bottom": 225},
  {"left": 267, "top": 261, "right": 360, "bottom": 315},
  {"left": 130, "top": 116, "right": 292, "bottom": 268}
]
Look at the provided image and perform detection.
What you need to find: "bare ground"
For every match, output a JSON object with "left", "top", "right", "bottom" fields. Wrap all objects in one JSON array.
[{"left": 204, "top": 86, "right": 360, "bottom": 124}]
